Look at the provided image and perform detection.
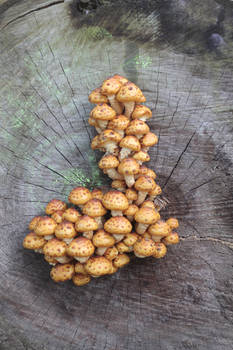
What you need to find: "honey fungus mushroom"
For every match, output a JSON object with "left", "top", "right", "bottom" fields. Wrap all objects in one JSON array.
[
  {"left": 98, "top": 129, "right": 122, "bottom": 155},
  {"left": 148, "top": 220, "right": 171, "bottom": 242},
  {"left": 68, "top": 187, "right": 92, "bottom": 209},
  {"left": 111, "top": 179, "right": 126, "bottom": 192},
  {"left": 90, "top": 103, "right": 116, "bottom": 130},
  {"left": 125, "top": 188, "right": 138, "bottom": 203},
  {"left": 66, "top": 237, "right": 95, "bottom": 263},
  {"left": 112, "top": 74, "right": 128, "bottom": 85},
  {"left": 166, "top": 218, "right": 179, "bottom": 229},
  {"left": 132, "top": 105, "right": 152, "bottom": 122},
  {"left": 163, "top": 232, "right": 180, "bottom": 245},
  {"left": 62, "top": 208, "right": 81, "bottom": 223},
  {"left": 44, "top": 254, "right": 57, "bottom": 266},
  {"left": 55, "top": 220, "right": 77, "bottom": 244},
  {"left": 133, "top": 237, "right": 156, "bottom": 258},
  {"left": 134, "top": 207, "right": 160, "bottom": 234},
  {"left": 101, "top": 77, "right": 123, "bottom": 114},
  {"left": 153, "top": 242, "right": 167, "bottom": 259},
  {"left": 123, "top": 232, "right": 139, "bottom": 252},
  {"left": 104, "top": 216, "right": 132, "bottom": 242},
  {"left": 102, "top": 190, "right": 129, "bottom": 216},
  {"left": 116, "top": 82, "right": 146, "bottom": 118},
  {"left": 126, "top": 119, "right": 150, "bottom": 140},
  {"left": 43, "top": 238, "right": 72, "bottom": 264},
  {"left": 104, "top": 246, "right": 118, "bottom": 261},
  {"left": 29, "top": 216, "right": 42, "bottom": 231},
  {"left": 140, "top": 200, "right": 156, "bottom": 210},
  {"left": 118, "top": 158, "right": 140, "bottom": 188},
  {"left": 45, "top": 199, "right": 67, "bottom": 215},
  {"left": 119, "top": 135, "right": 141, "bottom": 160},
  {"left": 72, "top": 274, "right": 91, "bottom": 286},
  {"left": 113, "top": 253, "right": 130, "bottom": 268},
  {"left": 34, "top": 216, "right": 57, "bottom": 240},
  {"left": 149, "top": 184, "right": 162, "bottom": 201},
  {"left": 123, "top": 204, "right": 139, "bottom": 221},
  {"left": 82, "top": 199, "right": 107, "bottom": 228},
  {"left": 75, "top": 215, "right": 98, "bottom": 239},
  {"left": 74, "top": 262, "right": 88, "bottom": 274},
  {"left": 88, "top": 87, "right": 108, "bottom": 105},
  {"left": 23, "top": 232, "right": 46, "bottom": 253},
  {"left": 92, "top": 229, "right": 115, "bottom": 255},
  {"left": 51, "top": 210, "right": 65, "bottom": 224},
  {"left": 98, "top": 154, "right": 123, "bottom": 180},
  {"left": 116, "top": 242, "right": 131, "bottom": 253},
  {"left": 133, "top": 150, "right": 150, "bottom": 165},
  {"left": 137, "top": 166, "right": 156, "bottom": 180},
  {"left": 108, "top": 115, "right": 130, "bottom": 138},
  {"left": 91, "top": 188, "right": 104, "bottom": 200},
  {"left": 84, "top": 256, "right": 112, "bottom": 277},
  {"left": 50, "top": 263, "right": 75, "bottom": 282},
  {"left": 134, "top": 176, "right": 156, "bottom": 205},
  {"left": 141, "top": 132, "right": 158, "bottom": 152}
]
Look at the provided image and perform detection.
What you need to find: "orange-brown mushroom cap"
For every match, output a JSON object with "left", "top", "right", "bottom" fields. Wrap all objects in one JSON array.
[
  {"left": 91, "top": 188, "right": 104, "bottom": 200},
  {"left": 113, "top": 253, "right": 130, "bottom": 268},
  {"left": 101, "top": 77, "right": 122, "bottom": 96},
  {"left": 55, "top": 220, "right": 77, "bottom": 240},
  {"left": 125, "top": 188, "right": 138, "bottom": 202},
  {"left": 104, "top": 216, "right": 132, "bottom": 235},
  {"left": 116, "top": 82, "right": 146, "bottom": 103},
  {"left": 123, "top": 232, "right": 139, "bottom": 246},
  {"left": 62, "top": 208, "right": 81, "bottom": 223},
  {"left": 162, "top": 232, "right": 180, "bottom": 245},
  {"left": 112, "top": 74, "right": 128, "bottom": 85},
  {"left": 75, "top": 215, "right": 98, "bottom": 232},
  {"left": 133, "top": 237, "right": 156, "bottom": 257},
  {"left": 68, "top": 187, "right": 92, "bottom": 206},
  {"left": 98, "top": 154, "right": 119, "bottom": 169},
  {"left": 88, "top": 87, "right": 108, "bottom": 104},
  {"left": 166, "top": 218, "right": 179, "bottom": 229},
  {"left": 23, "top": 232, "right": 46, "bottom": 250},
  {"left": 104, "top": 246, "right": 119, "bottom": 260},
  {"left": 92, "top": 229, "right": 115, "bottom": 247},
  {"left": 134, "top": 176, "right": 156, "bottom": 193},
  {"left": 111, "top": 179, "right": 126, "bottom": 191},
  {"left": 51, "top": 210, "right": 65, "bottom": 224},
  {"left": 91, "top": 103, "right": 116, "bottom": 121},
  {"left": 123, "top": 204, "right": 139, "bottom": 217},
  {"left": 134, "top": 207, "right": 160, "bottom": 225},
  {"left": 133, "top": 150, "right": 150, "bottom": 163},
  {"left": 66, "top": 237, "right": 95, "bottom": 258},
  {"left": 108, "top": 115, "right": 130, "bottom": 131},
  {"left": 45, "top": 199, "right": 67, "bottom": 215},
  {"left": 141, "top": 132, "right": 158, "bottom": 148},
  {"left": 43, "top": 238, "right": 67, "bottom": 258},
  {"left": 72, "top": 273, "right": 91, "bottom": 286},
  {"left": 118, "top": 158, "right": 140, "bottom": 175},
  {"left": 102, "top": 191, "right": 129, "bottom": 212},
  {"left": 98, "top": 129, "right": 122, "bottom": 144},
  {"left": 29, "top": 216, "right": 42, "bottom": 231},
  {"left": 50, "top": 263, "right": 74, "bottom": 282},
  {"left": 84, "top": 256, "right": 112, "bottom": 276},
  {"left": 126, "top": 119, "right": 150, "bottom": 136},
  {"left": 140, "top": 200, "right": 156, "bottom": 210},
  {"left": 82, "top": 199, "right": 107, "bottom": 218},
  {"left": 132, "top": 105, "right": 152, "bottom": 120},
  {"left": 138, "top": 166, "right": 156, "bottom": 179},
  {"left": 148, "top": 220, "right": 171, "bottom": 238},
  {"left": 34, "top": 216, "right": 57, "bottom": 236},
  {"left": 119, "top": 136, "right": 141, "bottom": 152},
  {"left": 153, "top": 242, "right": 167, "bottom": 258}
]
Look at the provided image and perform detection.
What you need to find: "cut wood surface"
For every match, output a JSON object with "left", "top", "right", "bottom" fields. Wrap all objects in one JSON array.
[{"left": 0, "top": 0, "right": 233, "bottom": 349}]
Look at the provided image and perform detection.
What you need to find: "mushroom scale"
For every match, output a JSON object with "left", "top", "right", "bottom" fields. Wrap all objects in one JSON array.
[{"left": 102, "top": 190, "right": 129, "bottom": 216}]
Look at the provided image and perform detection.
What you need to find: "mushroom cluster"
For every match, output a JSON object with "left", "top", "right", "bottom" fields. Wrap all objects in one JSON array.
[{"left": 22, "top": 75, "right": 180, "bottom": 286}]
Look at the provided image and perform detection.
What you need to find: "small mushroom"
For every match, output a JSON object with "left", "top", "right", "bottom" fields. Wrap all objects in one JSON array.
[
  {"left": 104, "top": 216, "right": 132, "bottom": 242},
  {"left": 45, "top": 199, "right": 67, "bottom": 215},
  {"left": 88, "top": 117, "right": 102, "bottom": 134},
  {"left": 51, "top": 210, "right": 65, "bottom": 224},
  {"left": 134, "top": 176, "right": 156, "bottom": 205},
  {"left": 137, "top": 165, "right": 156, "bottom": 180},
  {"left": 116, "top": 241, "right": 131, "bottom": 253},
  {"left": 102, "top": 190, "right": 129, "bottom": 217},
  {"left": 92, "top": 229, "right": 115, "bottom": 255},
  {"left": 133, "top": 237, "right": 156, "bottom": 258},
  {"left": 91, "top": 103, "right": 116, "bottom": 130},
  {"left": 91, "top": 188, "right": 104, "bottom": 200},
  {"left": 88, "top": 87, "right": 108, "bottom": 104},
  {"left": 111, "top": 179, "right": 126, "bottom": 192},
  {"left": 43, "top": 238, "right": 71, "bottom": 264},
  {"left": 134, "top": 207, "right": 160, "bottom": 234},
  {"left": 113, "top": 253, "right": 130, "bottom": 268},
  {"left": 148, "top": 220, "right": 171, "bottom": 242},
  {"left": 68, "top": 187, "right": 92, "bottom": 209},
  {"left": 123, "top": 204, "right": 139, "bottom": 222},
  {"left": 74, "top": 262, "right": 88, "bottom": 274},
  {"left": 119, "top": 135, "right": 141, "bottom": 160},
  {"left": 125, "top": 188, "right": 138, "bottom": 204},
  {"left": 116, "top": 82, "right": 146, "bottom": 118},
  {"left": 44, "top": 255, "right": 57, "bottom": 266},
  {"left": 142, "top": 231, "right": 152, "bottom": 239},
  {"left": 123, "top": 232, "right": 139, "bottom": 250},
  {"left": 23, "top": 232, "right": 46, "bottom": 253},
  {"left": 50, "top": 263, "right": 75, "bottom": 282},
  {"left": 108, "top": 115, "right": 130, "bottom": 138},
  {"left": 132, "top": 104, "right": 152, "bottom": 122},
  {"left": 153, "top": 242, "right": 167, "bottom": 259},
  {"left": 149, "top": 184, "right": 162, "bottom": 201},
  {"left": 118, "top": 158, "right": 140, "bottom": 188},
  {"left": 82, "top": 199, "right": 107, "bottom": 228},
  {"left": 75, "top": 215, "right": 98, "bottom": 239},
  {"left": 55, "top": 220, "right": 77, "bottom": 244},
  {"left": 104, "top": 246, "right": 119, "bottom": 260},
  {"left": 66, "top": 237, "right": 95, "bottom": 263},
  {"left": 101, "top": 77, "right": 123, "bottom": 114},
  {"left": 98, "top": 129, "right": 122, "bottom": 155},
  {"left": 133, "top": 150, "right": 150, "bottom": 165},
  {"left": 34, "top": 216, "right": 57, "bottom": 240},
  {"left": 62, "top": 208, "right": 81, "bottom": 223},
  {"left": 72, "top": 274, "right": 91, "bottom": 286},
  {"left": 140, "top": 200, "right": 156, "bottom": 210},
  {"left": 112, "top": 74, "right": 128, "bottom": 85},
  {"left": 91, "top": 135, "right": 105, "bottom": 152},
  {"left": 162, "top": 232, "right": 180, "bottom": 245},
  {"left": 126, "top": 119, "right": 150, "bottom": 140},
  {"left": 166, "top": 218, "right": 179, "bottom": 229},
  {"left": 141, "top": 132, "right": 158, "bottom": 152},
  {"left": 98, "top": 154, "right": 122, "bottom": 180},
  {"left": 84, "top": 256, "right": 112, "bottom": 277},
  {"left": 29, "top": 216, "right": 42, "bottom": 231}
]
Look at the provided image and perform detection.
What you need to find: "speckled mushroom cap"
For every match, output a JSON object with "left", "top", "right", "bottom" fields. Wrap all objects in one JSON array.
[
  {"left": 132, "top": 105, "right": 152, "bottom": 120},
  {"left": 123, "top": 232, "right": 139, "bottom": 246},
  {"left": 166, "top": 218, "right": 179, "bottom": 229},
  {"left": 141, "top": 132, "right": 158, "bottom": 147},
  {"left": 34, "top": 216, "right": 57, "bottom": 236},
  {"left": 91, "top": 188, "right": 104, "bottom": 200},
  {"left": 62, "top": 208, "right": 81, "bottom": 223},
  {"left": 23, "top": 232, "right": 46, "bottom": 250},
  {"left": 45, "top": 199, "right": 67, "bottom": 215},
  {"left": 98, "top": 155, "right": 119, "bottom": 169},
  {"left": 88, "top": 87, "right": 108, "bottom": 104},
  {"left": 102, "top": 190, "right": 129, "bottom": 211},
  {"left": 134, "top": 176, "right": 156, "bottom": 192},
  {"left": 149, "top": 184, "right": 162, "bottom": 196},
  {"left": 68, "top": 187, "right": 92, "bottom": 206},
  {"left": 104, "top": 216, "right": 132, "bottom": 235},
  {"left": 29, "top": 216, "right": 42, "bottom": 231},
  {"left": 162, "top": 232, "right": 180, "bottom": 245},
  {"left": 118, "top": 158, "right": 140, "bottom": 175},
  {"left": 72, "top": 274, "right": 91, "bottom": 286},
  {"left": 119, "top": 136, "right": 141, "bottom": 152},
  {"left": 43, "top": 238, "right": 67, "bottom": 257},
  {"left": 112, "top": 74, "right": 128, "bottom": 85},
  {"left": 104, "top": 246, "right": 118, "bottom": 260},
  {"left": 126, "top": 119, "right": 150, "bottom": 136},
  {"left": 91, "top": 135, "right": 102, "bottom": 150},
  {"left": 55, "top": 220, "right": 77, "bottom": 240},
  {"left": 50, "top": 263, "right": 74, "bottom": 282},
  {"left": 108, "top": 115, "right": 130, "bottom": 130},
  {"left": 125, "top": 188, "right": 138, "bottom": 202},
  {"left": 138, "top": 166, "right": 156, "bottom": 179},
  {"left": 98, "top": 129, "right": 122, "bottom": 145},
  {"left": 148, "top": 220, "right": 171, "bottom": 237},
  {"left": 84, "top": 256, "right": 112, "bottom": 276},
  {"left": 91, "top": 103, "right": 116, "bottom": 121},
  {"left": 134, "top": 207, "right": 160, "bottom": 225},
  {"left": 66, "top": 237, "right": 95, "bottom": 257},
  {"left": 116, "top": 242, "right": 130, "bottom": 253},
  {"left": 111, "top": 179, "right": 126, "bottom": 190},
  {"left": 92, "top": 229, "right": 115, "bottom": 247},
  {"left": 44, "top": 255, "right": 57, "bottom": 265},
  {"left": 101, "top": 77, "right": 122, "bottom": 95},
  {"left": 75, "top": 215, "right": 98, "bottom": 232},
  {"left": 116, "top": 82, "right": 146, "bottom": 103},
  {"left": 113, "top": 253, "right": 130, "bottom": 268},
  {"left": 51, "top": 210, "right": 65, "bottom": 224},
  {"left": 74, "top": 262, "right": 87, "bottom": 274},
  {"left": 140, "top": 200, "right": 156, "bottom": 210},
  {"left": 133, "top": 237, "right": 156, "bottom": 257},
  {"left": 153, "top": 242, "right": 167, "bottom": 258},
  {"left": 82, "top": 199, "right": 107, "bottom": 217},
  {"left": 133, "top": 150, "right": 150, "bottom": 163},
  {"left": 123, "top": 204, "right": 139, "bottom": 217}
]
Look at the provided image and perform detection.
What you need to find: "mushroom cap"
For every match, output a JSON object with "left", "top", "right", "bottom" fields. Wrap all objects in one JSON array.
[
  {"left": 123, "top": 232, "right": 139, "bottom": 246},
  {"left": 132, "top": 105, "right": 152, "bottom": 120},
  {"left": 74, "top": 262, "right": 87, "bottom": 274},
  {"left": 91, "top": 103, "right": 116, "bottom": 121},
  {"left": 50, "top": 263, "right": 74, "bottom": 282},
  {"left": 82, "top": 199, "right": 107, "bottom": 217},
  {"left": 149, "top": 184, "right": 162, "bottom": 196},
  {"left": 92, "top": 229, "right": 115, "bottom": 247},
  {"left": 75, "top": 215, "right": 98, "bottom": 232},
  {"left": 91, "top": 135, "right": 102, "bottom": 150},
  {"left": 44, "top": 255, "right": 57, "bottom": 265},
  {"left": 34, "top": 216, "right": 57, "bottom": 236},
  {"left": 116, "top": 242, "right": 130, "bottom": 253},
  {"left": 51, "top": 210, "right": 65, "bottom": 224},
  {"left": 84, "top": 256, "right": 112, "bottom": 276},
  {"left": 119, "top": 135, "right": 141, "bottom": 151},
  {"left": 98, "top": 154, "right": 119, "bottom": 169},
  {"left": 29, "top": 216, "right": 43, "bottom": 231},
  {"left": 104, "top": 216, "right": 132, "bottom": 235},
  {"left": 104, "top": 246, "right": 118, "bottom": 260},
  {"left": 134, "top": 176, "right": 156, "bottom": 192},
  {"left": 66, "top": 237, "right": 95, "bottom": 257},
  {"left": 72, "top": 273, "right": 91, "bottom": 286},
  {"left": 141, "top": 132, "right": 158, "bottom": 147},
  {"left": 88, "top": 87, "right": 108, "bottom": 104},
  {"left": 102, "top": 190, "right": 129, "bottom": 211},
  {"left": 101, "top": 77, "right": 122, "bottom": 95},
  {"left": 153, "top": 242, "right": 167, "bottom": 258},
  {"left": 123, "top": 204, "right": 139, "bottom": 217},
  {"left": 91, "top": 188, "right": 104, "bottom": 200},
  {"left": 133, "top": 150, "right": 150, "bottom": 162},
  {"left": 62, "top": 208, "right": 81, "bottom": 223},
  {"left": 88, "top": 117, "right": 98, "bottom": 127},
  {"left": 98, "top": 129, "right": 122, "bottom": 145},
  {"left": 162, "top": 232, "right": 180, "bottom": 245},
  {"left": 125, "top": 188, "right": 138, "bottom": 202},
  {"left": 116, "top": 82, "right": 146, "bottom": 103},
  {"left": 113, "top": 253, "right": 130, "bottom": 268},
  {"left": 133, "top": 237, "right": 156, "bottom": 257},
  {"left": 134, "top": 207, "right": 160, "bottom": 225},
  {"left": 55, "top": 220, "right": 77, "bottom": 240},
  {"left": 126, "top": 119, "right": 150, "bottom": 136},
  {"left": 138, "top": 166, "right": 156, "bottom": 179},
  {"left": 166, "top": 218, "right": 179, "bottom": 229},
  {"left": 148, "top": 220, "right": 171, "bottom": 237},
  {"left": 43, "top": 238, "right": 67, "bottom": 257},
  {"left": 108, "top": 115, "right": 130, "bottom": 130},
  {"left": 45, "top": 199, "right": 67, "bottom": 215},
  {"left": 112, "top": 74, "right": 128, "bottom": 85},
  {"left": 140, "top": 200, "right": 156, "bottom": 210},
  {"left": 111, "top": 179, "right": 126, "bottom": 190},
  {"left": 23, "top": 232, "right": 46, "bottom": 250},
  {"left": 68, "top": 187, "right": 92, "bottom": 205},
  {"left": 118, "top": 158, "right": 140, "bottom": 175}
]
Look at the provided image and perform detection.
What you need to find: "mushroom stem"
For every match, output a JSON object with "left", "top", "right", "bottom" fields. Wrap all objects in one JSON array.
[
  {"left": 75, "top": 256, "right": 89, "bottom": 263},
  {"left": 63, "top": 238, "right": 73, "bottom": 245},
  {"left": 124, "top": 174, "right": 135, "bottom": 188},
  {"left": 124, "top": 101, "right": 135, "bottom": 118},
  {"left": 151, "top": 235, "right": 162, "bottom": 242},
  {"left": 119, "top": 147, "right": 132, "bottom": 160},
  {"left": 116, "top": 129, "right": 124, "bottom": 138},
  {"left": 108, "top": 95, "right": 123, "bottom": 114},
  {"left": 34, "top": 248, "right": 43, "bottom": 254},
  {"left": 105, "top": 141, "right": 118, "bottom": 155},
  {"left": 56, "top": 256, "right": 72, "bottom": 263},
  {"left": 111, "top": 210, "right": 123, "bottom": 217},
  {"left": 94, "top": 216, "right": 104, "bottom": 229},
  {"left": 44, "top": 234, "right": 54, "bottom": 241},
  {"left": 126, "top": 215, "right": 134, "bottom": 222},
  {"left": 135, "top": 134, "right": 143, "bottom": 140},
  {"left": 83, "top": 231, "right": 93, "bottom": 239},
  {"left": 95, "top": 126, "right": 102, "bottom": 134},
  {"left": 136, "top": 191, "right": 148, "bottom": 205},
  {"left": 136, "top": 223, "right": 149, "bottom": 234},
  {"left": 106, "top": 168, "right": 123, "bottom": 180},
  {"left": 98, "top": 120, "right": 108, "bottom": 130},
  {"left": 96, "top": 247, "right": 108, "bottom": 256},
  {"left": 113, "top": 234, "right": 124, "bottom": 242}
]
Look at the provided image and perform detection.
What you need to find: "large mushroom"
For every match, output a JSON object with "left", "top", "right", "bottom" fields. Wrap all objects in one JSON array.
[
  {"left": 98, "top": 129, "right": 122, "bottom": 155},
  {"left": 118, "top": 158, "right": 140, "bottom": 188},
  {"left": 119, "top": 135, "right": 141, "bottom": 160},
  {"left": 84, "top": 256, "right": 112, "bottom": 277},
  {"left": 34, "top": 216, "right": 57, "bottom": 241},
  {"left": 108, "top": 115, "right": 130, "bottom": 138},
  {"left": 82, "top": 199, "right": 107, "bottom": 228},
  {"left": 75, "top": 215, "right": 98, "bottom": 239},
  {"left": 92, "top": 229, "right": 115, "bottom": 256},
  {"left": 43, "top": 238, "right": 71, "bottom": 264},
  {"left": 126, "top": 119, "right": 150, "bottom": 140},
  {"left": 101, "top": 77, "right": 123, "bottom": 114},
  {"left": 45, "top": 199, "right": 67, "bottom": 215},
  {"left": 90, "top": 103, "right": 116, "bottom": 130},
  {"left": 102, "top": 190, "right": 129, "bottom": 216},
  {"left": 148, "top": 220, "right": 171, "bottom": 242},
  {"left": 132, "top": 104, "right": 152, "bottom": 122},
  {"left": 133, "top": 237, "right": 156, "bottom": 258},
  {"left": 88, "top": 87, "right": 108, "bottom": 105},
  {"left": 104, "top": 216, "right": 132, "bottom": 242},
  {"left": 23, "top": 232, "right": 46, "bottom": 253},
  {"left": 68, "top": 187, "right": 92, "bottom": 209},
  {"left": 50, "top": 263, "right": 75, "bottom": 282},
  {"left": 116, "top": 82, "right": 146, "bottom": 118},
  {"left": 134, "top": 207, "right": 160, "bottom": 234},
  {"left": 66, "top": 237, "right": 95, "bottom": 263},
  {"left": 54, "top": 220, "right": 77, "bottom": 244},
  {"left": 98, "top": 154, "right": 123, "bottom": 180},
  {"left": 141, "top": 132, "right": 158, "bottom": 152}
]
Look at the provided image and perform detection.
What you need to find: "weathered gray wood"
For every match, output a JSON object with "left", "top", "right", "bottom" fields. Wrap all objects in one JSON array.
[{"left": 0, "top": 0, "right": 233, "bottom": 349}]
